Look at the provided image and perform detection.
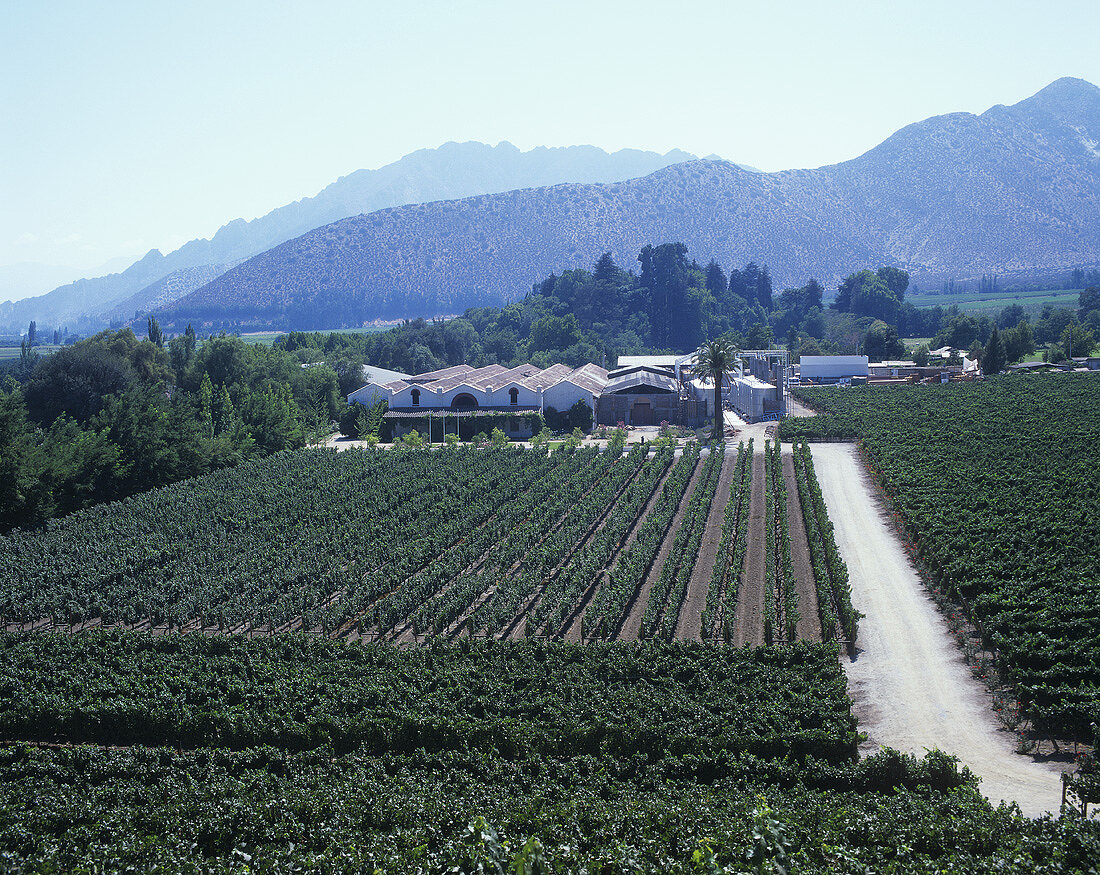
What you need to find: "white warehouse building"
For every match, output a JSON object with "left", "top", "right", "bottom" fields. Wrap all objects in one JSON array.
[{"left": 798, "top": 355, "right": 869, "bottom": 383}]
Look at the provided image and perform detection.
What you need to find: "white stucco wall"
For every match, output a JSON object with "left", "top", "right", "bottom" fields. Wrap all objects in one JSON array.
[
  {"left": 542, "top": 380, "right": 594, "bottom": 414},
  {"left": 349, "top": 384, "right": 392, "bottom": 408},
  {"left": 439, "top": 384, "right": 488, "bottom": 407},
  {"left": 390, "top": 384, "right": 442, "bottom": 408},
  {"left": 484, "top": 381, "right": 541, "bottom": 408}
]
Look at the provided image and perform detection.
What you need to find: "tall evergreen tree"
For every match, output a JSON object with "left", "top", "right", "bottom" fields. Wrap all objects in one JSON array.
[
  {"left": 639, "top": 243, "right": 689, "bottom": 349},
  {"left": 758, "top": 265, "right": 774, "bottom": 311},
  {"left": 742, "top": 263, "right": 760, "bottom": 306},
  {"left": 184, "top": 324, "right": 197, "bottom": 361},
  {"left": 983, "top": 326, "right": 1007, "bottom": 374},
  {"left": 705, "top": 260, "right": 727, "bottom": 297},
  {"left": 214, "top": 384, "right": 235, "bottom": 437},
  {"left": 593, "top": 252, "right": 619, "bottom": 286},
  {"left": 198, "top": 373, "right": 214, "bottom": 439}
]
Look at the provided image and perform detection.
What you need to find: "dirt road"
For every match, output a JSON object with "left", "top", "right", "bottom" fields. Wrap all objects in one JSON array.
[
  {"left": 810, "top": 442, "right": 1066, "bottom": 818},
  {"left": 722, "top": 410, "right": 776, "bottom": 450}
]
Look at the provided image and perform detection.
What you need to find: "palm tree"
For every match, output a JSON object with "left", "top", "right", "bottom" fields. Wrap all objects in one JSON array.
[{"left": 694, "top": 338, "right": 738, "bottom": 440}]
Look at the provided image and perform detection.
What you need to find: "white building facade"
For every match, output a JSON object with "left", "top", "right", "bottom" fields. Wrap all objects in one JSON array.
[{"left": 348, "top": 362, "right": 610, "bottom": 438}]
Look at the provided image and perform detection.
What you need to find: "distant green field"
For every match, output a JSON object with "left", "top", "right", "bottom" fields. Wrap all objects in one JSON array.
[
  {"left": 910, "top": 288, "right": 1080, "bottom": 313},
  {"left": 0, "top": 344, "right": 62, "bottom": 360},
  {"left": 241, "top": 325, "right": 392, "bottom": 346}
]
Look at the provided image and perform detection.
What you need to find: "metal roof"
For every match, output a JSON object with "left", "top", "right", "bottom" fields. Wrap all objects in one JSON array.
[
  {"left": 556, "top": 362, "right": 608, "bottom": 394},
  {"left": 359, "top": 365, "right": 412, "bottom": 384},
  {"left": 604, "top": 370, "right": 678, "bottom": 394},
  {"left": 608, "top": 364, "right": 681, "bottom": 380},
  {"left": 616, "top": 353, "right": 696, "bottom": 369}
]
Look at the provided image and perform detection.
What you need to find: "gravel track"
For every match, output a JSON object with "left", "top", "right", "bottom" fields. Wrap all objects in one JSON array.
[
  {"left": 733, "top": 459, "right": 766, "bottom": 647},
  {"left": 811, "top": 442, "right": 1065, "bottom": 818}
]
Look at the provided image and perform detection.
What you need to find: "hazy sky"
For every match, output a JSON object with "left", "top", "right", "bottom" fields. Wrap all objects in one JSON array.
[{"left": 3, "top": 0, "right": 1099, "bottom": 289}]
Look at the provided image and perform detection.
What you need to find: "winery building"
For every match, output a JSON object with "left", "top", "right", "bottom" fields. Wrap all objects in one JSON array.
[
  {"left": 348, "top": 362, "right": 609, "bottom": 438},
  {"left": 348, "top": 358, "right": 711, "bottom": 436}
]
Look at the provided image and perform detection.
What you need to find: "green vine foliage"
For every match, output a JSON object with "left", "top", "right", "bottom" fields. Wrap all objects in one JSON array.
[{"left": 785, "top": 375, "right": 1100, "bottom": 736}]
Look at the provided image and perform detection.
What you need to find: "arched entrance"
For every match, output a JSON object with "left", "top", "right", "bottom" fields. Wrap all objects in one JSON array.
[{"left": 451, "top": 392, "right": 479, "bottom": 410}]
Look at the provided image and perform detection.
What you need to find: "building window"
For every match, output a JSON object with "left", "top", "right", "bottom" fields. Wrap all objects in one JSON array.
[
  {"left": 411, "top": 388, "right": 420, "bottom": 406},
  {"left": 509, "top": 387, "right": 519, "bottom": 406}
]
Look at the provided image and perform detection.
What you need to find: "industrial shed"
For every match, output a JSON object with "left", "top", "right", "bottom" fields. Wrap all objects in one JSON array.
[
  {"left": 596, "top": 367, "right": 683, "bottom": 426},
  {"left": 798, "top": 355, "right": 870, "bottom": 383}
]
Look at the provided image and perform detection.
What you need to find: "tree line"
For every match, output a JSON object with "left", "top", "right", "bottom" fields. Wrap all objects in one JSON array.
[
  {"left": 4, "top": 245, "right": 1097, "bottom": 533},
  {"left": 0, "top": 323, "right": 342, "bottom": 532}
]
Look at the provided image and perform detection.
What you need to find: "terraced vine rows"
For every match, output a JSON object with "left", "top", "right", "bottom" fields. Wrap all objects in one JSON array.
[{"left": 0, "top": 440, "right": 852, "bottom": 646}]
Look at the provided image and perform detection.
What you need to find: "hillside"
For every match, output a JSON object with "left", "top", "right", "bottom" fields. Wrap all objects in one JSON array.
[
  {"left": 103, "top": 263, "right": 240, "bottom": 323},
  {"left": 0, "top": 142, "right": 700, "bottom": 330},
  {"left": 160, "top": 77, "right": 1100, "bottom": 329}
]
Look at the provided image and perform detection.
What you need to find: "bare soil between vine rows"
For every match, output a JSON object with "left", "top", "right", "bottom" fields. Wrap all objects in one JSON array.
[
  {"left": 674, "top": 449, "right": 736, "bottom": 641},
  {"left": 617, "top": 456, "right": 704, "bottom": 641},
  {"left": 781, "top": 452, "right": 821, "bottom": 642},
  {"left": 732, "top": 457, "right": 766, "bottom": 647}
]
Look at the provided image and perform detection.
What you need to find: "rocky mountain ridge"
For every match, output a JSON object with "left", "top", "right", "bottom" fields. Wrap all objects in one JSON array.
[
  {"left": 0, "top": 142, "right": 702, "bottom": 330},
  {"left": 159, "top": 78, "right": 1100, "bottom": 329}
]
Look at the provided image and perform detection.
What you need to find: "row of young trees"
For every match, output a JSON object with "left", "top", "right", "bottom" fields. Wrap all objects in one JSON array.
[{"left": 919, "top": 290, "right": 1099, "bottom": 370}]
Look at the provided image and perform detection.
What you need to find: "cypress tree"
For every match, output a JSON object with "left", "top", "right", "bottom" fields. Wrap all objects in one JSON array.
[{"left": 984, "top": 326, "right": 1007, "bottom": 374}]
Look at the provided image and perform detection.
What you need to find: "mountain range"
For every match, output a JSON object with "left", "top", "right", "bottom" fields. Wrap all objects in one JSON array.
[
  {"left": 0, "top": 142, "right": 703, "bottom": 331},
  {"left": 155, "top": 77, "right": 1100, "bottom": 330},
  {"left": 7, "top": 77, "right": 1100, "bottom": 334}
]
